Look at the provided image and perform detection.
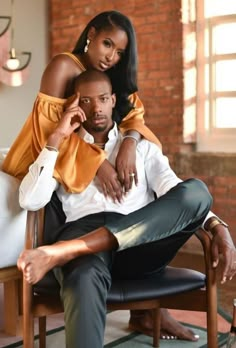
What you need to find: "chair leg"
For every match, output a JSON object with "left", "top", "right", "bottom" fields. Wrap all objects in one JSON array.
[
  {"left": 23, "top": 281, "right": 34, "bottom": 348},
  {"left": 152, "top": 305, "right": 161, "bottom": 347},
  {"left": 39, "top": 317, "right": 46, "bottom": 348},
  {"left": 206, "top": 269, "right": 218, "bottom": 348}
]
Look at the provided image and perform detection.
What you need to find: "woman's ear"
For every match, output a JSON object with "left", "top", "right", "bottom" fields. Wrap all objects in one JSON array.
[{"left": 87, "top": 26, "right": 96, "bottom": 40}]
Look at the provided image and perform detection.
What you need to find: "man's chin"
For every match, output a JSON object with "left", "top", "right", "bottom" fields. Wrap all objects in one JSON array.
[{"left": 92, "top": 126, "right": 106, "bottom": 132}]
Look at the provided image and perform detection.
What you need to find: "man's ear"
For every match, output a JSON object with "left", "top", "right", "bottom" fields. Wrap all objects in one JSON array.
[
  {"left": 111, "top": 93, "right": 116, "bottom": 108},
  {"left": 87, "top": 27, "right": 96, "bottom": 40}
]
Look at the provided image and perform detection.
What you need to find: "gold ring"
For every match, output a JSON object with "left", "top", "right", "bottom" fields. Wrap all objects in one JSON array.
[{"left": 129, "top": 173, "right": 135, "bottom": 177}]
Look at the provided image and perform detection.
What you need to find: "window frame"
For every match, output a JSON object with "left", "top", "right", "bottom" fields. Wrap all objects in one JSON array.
[{"left": 196, "top": 2, "right": 236, "bottom": 153}]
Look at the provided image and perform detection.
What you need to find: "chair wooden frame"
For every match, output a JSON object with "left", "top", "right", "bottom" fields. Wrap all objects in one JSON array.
[
  {"left": 21, "top": 208, "right": 218, "bottom": 348},
  {"left": 0, "top": 266, "right": 22, "bottom": 335}
]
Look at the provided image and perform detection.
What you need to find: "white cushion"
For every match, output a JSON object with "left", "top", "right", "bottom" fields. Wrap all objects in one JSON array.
[
  {"left": 0, "top": 170, "right": 26, "bottom": 268},
  {"left": 0, "top": 148, "right": 9, "bottom": 170}
]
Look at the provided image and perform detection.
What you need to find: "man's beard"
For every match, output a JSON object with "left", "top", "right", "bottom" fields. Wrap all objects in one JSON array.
[{"left": 91, "top": 125, "right": 107, "bottom": 132}]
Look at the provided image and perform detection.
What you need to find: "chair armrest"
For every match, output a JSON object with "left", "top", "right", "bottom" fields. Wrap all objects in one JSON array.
[
  {"left": 195, "top": 228, "right": 217, "bottom": 288},
  {"left": 25, "top": 208, "right": 45, "bottom": 250},
  {"left": 195, "top": 228, "right": 212, "bottom": 268}
]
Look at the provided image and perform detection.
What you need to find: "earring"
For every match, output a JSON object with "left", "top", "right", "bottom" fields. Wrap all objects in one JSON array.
[{"left": 84, "top": 39, "right": 90, "bottom": 53}]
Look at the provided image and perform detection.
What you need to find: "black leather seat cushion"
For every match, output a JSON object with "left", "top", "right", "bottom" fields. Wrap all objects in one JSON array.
[{"left": 34, "top": 266, "right": 205, "bottom": 304}]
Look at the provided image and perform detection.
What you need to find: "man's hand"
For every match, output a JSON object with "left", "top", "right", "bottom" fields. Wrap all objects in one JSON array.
[
  {"left": 210, "top": 224, "right": 236, "bottom": 284},
  {"left": 47, "top": 93, "right": 86, "bottom": 148},
  {"left": 116, "top": 137, "right": 138, "bottom": 193},
  {"left": 96, "top": 159, "right": 124, "bottom": 203}
]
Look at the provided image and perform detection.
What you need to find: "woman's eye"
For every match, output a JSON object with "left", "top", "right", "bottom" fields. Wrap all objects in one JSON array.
[
  {"left": 117, "top": 51, "right": 124, "bottom": 58},
  {"left": 103, "top": 39, "right": 111, "bottom": 47}
]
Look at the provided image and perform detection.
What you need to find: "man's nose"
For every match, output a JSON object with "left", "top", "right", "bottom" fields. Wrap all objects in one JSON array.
[{"left": 91, "top": 100, "right": 102, "bottom": 113}]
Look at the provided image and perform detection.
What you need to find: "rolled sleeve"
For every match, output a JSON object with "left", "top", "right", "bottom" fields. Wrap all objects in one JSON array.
[{"left": 19, "top": 148, "right": 58, "bottom": 210}]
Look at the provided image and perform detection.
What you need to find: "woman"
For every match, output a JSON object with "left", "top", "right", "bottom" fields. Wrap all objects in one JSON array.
[{"left": 2, "top": 10, "right": 160, "bottom": 201}]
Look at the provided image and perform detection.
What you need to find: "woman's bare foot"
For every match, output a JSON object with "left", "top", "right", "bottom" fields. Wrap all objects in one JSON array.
[
  {"left": 129, "top": 308, "right": 199, "bottom": 341},
  {"left": 17, "top": 243, "right": 69, "bottom": 284}
]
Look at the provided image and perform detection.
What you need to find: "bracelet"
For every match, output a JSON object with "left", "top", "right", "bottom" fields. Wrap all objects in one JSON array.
[
  {"left": 45, "top": 145, "right": 59, "bottom": 152},
  {"left": 208, "top": 220, "right": 222, "bottom": 231},
  {"left": 123, "top": 135, "right": 138, "bottom": 143}
]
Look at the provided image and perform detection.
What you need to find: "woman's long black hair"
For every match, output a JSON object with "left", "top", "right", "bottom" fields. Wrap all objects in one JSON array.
[{"left": 72, "top": 11, "right": 138, "bottom": 124}]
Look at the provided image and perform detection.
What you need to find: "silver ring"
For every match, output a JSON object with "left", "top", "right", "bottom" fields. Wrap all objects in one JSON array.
[{"left": 129, "top": 173, "right": 135, "bottom": 177}]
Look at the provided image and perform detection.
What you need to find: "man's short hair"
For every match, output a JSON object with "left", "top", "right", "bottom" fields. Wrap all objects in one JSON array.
[{"left": 75, "top": 70, "right": 113, "bottom": 93}]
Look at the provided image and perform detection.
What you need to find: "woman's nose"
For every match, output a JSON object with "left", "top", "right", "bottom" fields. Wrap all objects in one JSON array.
[{"left": 106, "top": 49, "right": 115, "bottom": 62}]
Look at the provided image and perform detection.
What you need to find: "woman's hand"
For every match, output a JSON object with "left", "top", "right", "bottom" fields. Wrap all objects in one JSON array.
[
  {"left": 116, "top": 137, "right": 138, "bottom": 193},
  {"left": 96, "top": 159, "right": 124, "bottom": 203},
  {"left": 211, "top": 224, "right": 236, "bottom": 284}
]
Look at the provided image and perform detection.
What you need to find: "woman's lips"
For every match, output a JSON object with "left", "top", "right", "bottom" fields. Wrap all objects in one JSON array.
[{"left": 99, "top": 61, "right": 110, "bottom": 70}]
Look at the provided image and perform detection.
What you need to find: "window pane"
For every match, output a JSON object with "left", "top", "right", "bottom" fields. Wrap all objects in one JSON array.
[
  {"left": 215, "top": 60, "right": 236, "bottom": 91},
  {"left": 213, "top": 23, "right": 236, "bottom": 54},
  {"left": 215, "top": 98, "right": 236, "bottom": 127},
  {"left": 205, "top": 0, "right": 236, "bottom": 18}
]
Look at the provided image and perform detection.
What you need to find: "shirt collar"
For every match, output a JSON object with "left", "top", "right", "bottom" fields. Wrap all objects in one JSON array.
[{"left": 77, "top": 122, "right": 119, "bottom": 144}]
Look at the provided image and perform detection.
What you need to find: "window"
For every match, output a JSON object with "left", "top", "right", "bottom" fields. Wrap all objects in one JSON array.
[{"left": 196, "top": 0, "right": 236, "bottom": 152}]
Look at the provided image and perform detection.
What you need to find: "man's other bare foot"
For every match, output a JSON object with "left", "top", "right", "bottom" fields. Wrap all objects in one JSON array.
[
  {"left": 129, "top": 308, "right": 199, "bottom": 341},
  {"left": 17, "top": 244, "right": 67, "bottom": 284}
]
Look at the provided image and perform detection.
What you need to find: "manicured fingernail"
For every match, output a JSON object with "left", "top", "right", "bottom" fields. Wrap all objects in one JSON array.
[{"left": 194, "top": 335, "right": 200, "bottom": 339}]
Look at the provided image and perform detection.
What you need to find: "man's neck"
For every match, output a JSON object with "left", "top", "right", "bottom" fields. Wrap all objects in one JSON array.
[{"left": 82, "top": 122, "right": 114, "bottom": 144}]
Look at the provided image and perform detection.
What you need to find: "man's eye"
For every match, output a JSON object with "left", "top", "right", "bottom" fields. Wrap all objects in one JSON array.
[
  {"left": 81, "top": 99, "right": 90, "bottom": 104},
  {"left": 100, "top": 97, "right": 108, "bottom": 103}
]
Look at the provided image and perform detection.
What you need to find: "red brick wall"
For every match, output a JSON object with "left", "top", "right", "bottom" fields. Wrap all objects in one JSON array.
[
  {"left": 49, "top": 0, "right": 236, "bottom": 245},
  {"left": 49, "top": 0, "right": 183, "bottom": 160}
]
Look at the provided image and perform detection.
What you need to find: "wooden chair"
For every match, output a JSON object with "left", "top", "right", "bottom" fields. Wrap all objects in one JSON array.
[{"left": 21, "top": 207, "right": 218, "bottom": 348}]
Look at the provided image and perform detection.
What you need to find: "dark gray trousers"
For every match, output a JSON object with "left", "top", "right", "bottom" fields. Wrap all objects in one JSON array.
[{"left": 46, "top": 178, "right": 212, "bottom": 348}]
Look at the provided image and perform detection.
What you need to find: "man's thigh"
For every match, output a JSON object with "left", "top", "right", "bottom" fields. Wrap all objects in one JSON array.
[{"left": 111, "top": 230, "right": 194, "bottom": 280}]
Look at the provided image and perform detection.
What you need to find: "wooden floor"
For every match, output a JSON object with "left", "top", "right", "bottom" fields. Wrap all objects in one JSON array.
[{"left": 0, "top": 251, "right": 235, "bottom": 347}]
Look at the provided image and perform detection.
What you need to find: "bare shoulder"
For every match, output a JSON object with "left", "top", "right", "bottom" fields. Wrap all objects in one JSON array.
[{"left": 40, "top": 53, "right": 83, "bottom": 98}]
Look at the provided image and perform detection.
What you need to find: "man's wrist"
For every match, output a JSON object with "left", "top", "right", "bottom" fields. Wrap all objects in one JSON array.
[
  {"left": 47, "top": 132, "right": 65, "bottom": 150},
  {"left": 205, "top": 217, "right": 228, "bottom": 234}
]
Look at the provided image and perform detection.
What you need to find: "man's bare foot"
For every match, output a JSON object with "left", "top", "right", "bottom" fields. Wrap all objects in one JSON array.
[
  {"left": 129, "top": 309, "right": 199, "bottom": 341},
  {"left": 17, "top": 244, "right": 69, "bottom": 284}
]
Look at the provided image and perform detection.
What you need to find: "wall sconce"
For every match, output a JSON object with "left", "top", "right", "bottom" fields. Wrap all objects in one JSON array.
[{"left": 0, "top": 0, "right": 31, "bottom": 85}]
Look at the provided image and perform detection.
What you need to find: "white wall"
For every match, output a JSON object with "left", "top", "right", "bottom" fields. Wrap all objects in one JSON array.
[{"left": 0, "top": 0, "right": 48, "bottom": 148}]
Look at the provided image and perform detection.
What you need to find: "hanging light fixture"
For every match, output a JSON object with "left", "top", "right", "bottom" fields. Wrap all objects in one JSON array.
[
  {"left": 0, "top": 16, "right": 11, "bottom": 67},
  {"left": 0, "top": 16, "right": 11, "bottom": 37},
  {"left": 2, "top": 0, "right": 31, "bottom": 72}
]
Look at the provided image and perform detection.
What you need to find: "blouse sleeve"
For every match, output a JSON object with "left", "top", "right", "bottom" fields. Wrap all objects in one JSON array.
[
  {"left": 118, "top": 92, "right": 162, "bottom": 148},
  {"left": 2, "top": 92, "right": 106, "bottom": 193}
]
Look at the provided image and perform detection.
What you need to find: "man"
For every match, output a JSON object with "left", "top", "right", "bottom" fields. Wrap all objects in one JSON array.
[{"left": 18, "top": 70, "right": 236, "bottom": 348}]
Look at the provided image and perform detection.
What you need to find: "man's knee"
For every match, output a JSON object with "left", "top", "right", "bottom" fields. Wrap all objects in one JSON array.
[{"left": 179, "top": 178, "right": 212, "bottom": 212}]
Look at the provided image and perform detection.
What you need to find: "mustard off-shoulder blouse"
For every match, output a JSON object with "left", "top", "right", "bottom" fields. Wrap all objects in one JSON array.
[{"left": 2, "top": 53, "right": 161, "bottom": 193}]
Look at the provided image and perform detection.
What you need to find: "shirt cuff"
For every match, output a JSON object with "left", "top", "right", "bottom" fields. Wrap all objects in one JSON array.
[
  {"left": 36, "top": 147, "right": 59, "bottom": 168},
  {"left": 202, "top": 211, "right": 228, "bottom": 231}
]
